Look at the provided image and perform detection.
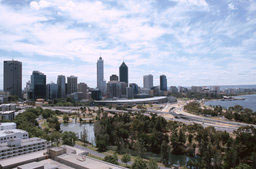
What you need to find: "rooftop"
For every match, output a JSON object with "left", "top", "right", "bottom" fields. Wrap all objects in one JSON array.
[
  {"left": 58, "top": 153, "right": 125, "bottom": 169},
  {"left": 0, "top": 129, "right": 27, "bottom": 137},
  {"left": 0, "top": 122, "right": 16, "bottom": 127},
  {"left": 17, "top": 159, "right": 73, "bottom": 169},
  {"left": 0, "top": 111, "right": 15, "bottom": 114},
  {"left": 0, "top": 150, "right": 47, "bottom": 168}
]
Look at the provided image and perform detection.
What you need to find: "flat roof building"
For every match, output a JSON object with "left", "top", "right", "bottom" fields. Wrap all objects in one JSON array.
[
  {"left": 0, "top": 137, "right": 50, "bottom": 160},
  {"left": 67, "top": 76, "right": 78, "bottom": 94},
  {"left": 31, "top": 71, "right": 46, "bottom": 100},
  {"left": 0, "top": 122, "right": 16, "bottom": 131},
  {"left": 0, "top": 129, "right": 28, "bottom": 144},
  {"left": 0, "top": 111, "right": 15, "bottom": 121},
  {"left": 4, "top": 60, "right": 22, "bottom": 98},
  {"left": 143, "top": 74, "right": 153, "bottom": 89},
  {"left": 0, "top": 104, "right": 16, "bottom": 111}
]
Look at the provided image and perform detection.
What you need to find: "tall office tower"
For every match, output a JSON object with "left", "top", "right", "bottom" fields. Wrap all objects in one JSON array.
[
  {"left": 97, "top": 57, "right": 104, "bottom": 89},
  {"left": 67, "top": 76, "right": 77, "bottom": 94},
  {"left": 110, "top": 74, "right": 118, "bottom": 81},
  {"left": 3, "top": 60, "right": 22, "bottom": 98},
  {"left": 31, "top": 71, "right": 46, "bottom": 100},
  {"left": 78, "top": 82, "right": 88, "bottom": 99},
  {"left": 160, "top": 75, "right": 167, "bottom": 91},
  {"left": 143, "top": 74, "right": 153, "bottom": 89},
  {"left": 119, "top": 62, "right": 128, "bottom": 84},
  {"left": 46, "top": 83, "right": 58, "bottom": 100},
  {"left": 57, "top": 75, "right": 66, "bottom": 98}
]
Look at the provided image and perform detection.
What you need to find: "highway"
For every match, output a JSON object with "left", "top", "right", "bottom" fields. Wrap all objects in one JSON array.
[{"left": 42, "top": 103, "right": 255, "bottom": 132}]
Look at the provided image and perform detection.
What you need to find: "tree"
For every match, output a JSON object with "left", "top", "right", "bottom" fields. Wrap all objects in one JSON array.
[
  {"left": 62, "top": 131, "right": 77, "bottom": 146},
  {"left": 148, "top": 159, "right": 159, "bottom": 169},
  {"left": 121, "top": 154, "right": 131, "bottom": 167},
  {"left": 161, "top": 140, "right": 170, "bottom": 166},
  {"left": 132, "top": 157, "right": 148, "bottom": 169},
  {"left": 50, "top": 131, "right": 61, "bottom": 146},
  {"left": 63, "top": 114, "right": 69, "bottom": 123},
  {"left": 104, "top": 155, "right": 118, "bottom": 165},
  {"left": 235, "top": 163, "right": 252, "bottom": 169}
]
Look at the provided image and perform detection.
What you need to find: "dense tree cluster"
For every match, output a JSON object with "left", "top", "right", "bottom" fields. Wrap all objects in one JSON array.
[
  {"left": 95, "top": 111, "right": 256, "bottom": 168},
  {"left": 14, "top": 107, "right": 77, "bottom": 146},
  {"left": 184, "top": 102, "right": 256, "bottom": 124}
]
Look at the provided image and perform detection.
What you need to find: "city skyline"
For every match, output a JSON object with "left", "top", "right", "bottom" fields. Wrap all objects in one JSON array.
[{"left": 0, "top": 0, "right": 256, "bottom": 89}]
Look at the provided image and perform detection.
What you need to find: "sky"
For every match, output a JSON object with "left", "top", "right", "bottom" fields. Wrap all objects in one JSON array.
[{"left": 0, "top": 0, "right": 256, "bottom": 89}]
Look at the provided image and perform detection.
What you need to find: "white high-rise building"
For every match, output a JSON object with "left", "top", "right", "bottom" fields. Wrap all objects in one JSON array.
[
  {"left": 143, "top": 74, "right": 153, "bottom": 89},
  {"left": 97, "top": 57, "right": 106, "bottom": 94}
]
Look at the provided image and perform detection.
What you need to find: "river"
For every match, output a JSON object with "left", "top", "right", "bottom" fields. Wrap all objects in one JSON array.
[
  {"left": 60, "top": 122, "right": 96, "bottom": 146},
  {"left": 205, "top": 94, "right": 256, "bottom": 112}
]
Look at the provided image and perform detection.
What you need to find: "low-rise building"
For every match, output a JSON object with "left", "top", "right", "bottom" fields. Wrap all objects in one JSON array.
[
  {"left": 0, "top": 104, "right": 16, "bottom": 111},
  {"left": 0, "top": 111, "right": 15, "bottom": 121},
  {"left": 0, "top": 129, "right": 28, "bottom": 144},
  {"left": 0, "top": 137, "right": 50, "bottom": 160},
  {"left": 0, "top": 122, "right": 16, "bottom": 131}
]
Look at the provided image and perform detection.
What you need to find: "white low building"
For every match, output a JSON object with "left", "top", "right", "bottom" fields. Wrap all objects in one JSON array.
[
  {"left": 0, "top": 122, "right": 16, "bottom": 131},
  {"left": 0, "top": 111, "right": 15, "bottom": 121},
  {"left": 0, "top": 104, "right": 16, "bottom": 111},
  {"left": 0, "top": 129, "right": 28, "bottom": 144},
  {"left": 0, "top": 137, "right": 50, "bottom": 160}
]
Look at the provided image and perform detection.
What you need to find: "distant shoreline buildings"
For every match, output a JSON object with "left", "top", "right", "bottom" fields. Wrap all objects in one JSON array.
[{"left": 1, "top": 59, "right": 256, "bottom": 103}]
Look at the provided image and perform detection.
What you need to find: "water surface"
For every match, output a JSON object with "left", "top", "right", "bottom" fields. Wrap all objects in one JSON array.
[
  {"left": 60, "top": 122, "right": 96, "bottom": 146},
  {"left": 205, "top": 94, "right": 256, "bottom": 111}
]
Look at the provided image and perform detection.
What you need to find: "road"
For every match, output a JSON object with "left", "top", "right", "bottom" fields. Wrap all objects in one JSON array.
[{"left": 43, "top": 103, "right": 256, "bottom": 133}]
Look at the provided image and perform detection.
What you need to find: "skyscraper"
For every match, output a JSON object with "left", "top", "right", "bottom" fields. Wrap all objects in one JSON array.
[
  {"left": 3, "top": 60, "right": 22, "bottom": 98},
  {"left": 57, "top": 75, "right": 66, "bottom": 98},
  {"left": 160, "top": 75, "right": 167, "bottom": 91},
  {"left": 46, "top": 83, "right": 58, "bottom": 100},
  {"left": 143, "top": 74, "right": 153, "bottom": 89},
  {"left": 97, "top": 57, "right": 106, "bottom": 94},
  {"left": 67, "top": 76, "right": 77, "bottom": 94},
  {"left": 31, "top": 71, "right": 46, "bottom": 100},
  {"left": 119, "top": 62, "right": 128, "bottom": 84},
  {"left": 97, "top": 57, "right": 104, "bottom": 88}
]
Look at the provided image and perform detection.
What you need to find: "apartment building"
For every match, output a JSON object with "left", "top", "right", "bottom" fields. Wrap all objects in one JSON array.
[
  {"left": 0, "top": 129, "right": 28, "bottom": 144},
  {"left": 0, "top": 137, "right": 50, "bottom": 160},
  {"left": 0, "top": 123, "right": 16, "bottom": 131}
]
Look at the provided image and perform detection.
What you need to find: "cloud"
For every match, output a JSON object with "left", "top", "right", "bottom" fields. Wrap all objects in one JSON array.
[
  {"left": 30, "top": 0, "right": 51, "bottom": 10},
  {"left": 0, "top": 0, "right": 256, "bottom": 89}
]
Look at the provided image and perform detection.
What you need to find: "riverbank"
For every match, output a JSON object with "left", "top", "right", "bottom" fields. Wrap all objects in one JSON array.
[{"left": 204, "top": 94, "right": 256, "bottom": 111}]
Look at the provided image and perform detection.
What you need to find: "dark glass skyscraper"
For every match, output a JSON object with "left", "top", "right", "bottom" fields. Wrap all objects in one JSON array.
[
  {"left": 119, "top": 62, "right": 128, "bottom": 84},
  {"left": 31, "top": 71, "right": 46, "bottom": 100},
  {"left": 160, "top": 75, "right": 167, "bottom": 91},
  {"left": 4, "top": 60, "right": 22, "bottom": 98}
]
